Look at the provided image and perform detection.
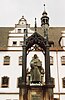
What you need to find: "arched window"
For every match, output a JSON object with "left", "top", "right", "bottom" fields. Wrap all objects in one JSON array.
[
  {"left": 19, "top": 56, "right": 22, "bottom": 65},
  {"left": 50, "top": 56, "right": 53, "bottom": 65},
  {"left": 3, "top": 56, "right": 10, "bottom": 65},
  {"left": 61, "top": 56, "right": 65, "bottom": 65},
  {"left": 1, "top": 76, "right": 9, "bottom": 87},
  {"left": 62, "top": 77, "right": 65, "bottom": 88}
]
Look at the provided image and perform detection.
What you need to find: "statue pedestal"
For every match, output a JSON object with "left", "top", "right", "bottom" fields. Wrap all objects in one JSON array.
[{"left": 19, "top": 84, "right": 54, "bottom": 100}]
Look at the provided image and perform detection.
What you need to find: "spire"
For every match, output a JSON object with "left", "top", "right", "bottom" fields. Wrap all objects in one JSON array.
[
  {"left": 44, "top": 4, "right": 45, "bottom": 12},
  {"left": 35, "top": 18, "right": 37, "bottom": 32},
  {"left": 41, "top": 4, "right": 49, "bottom": 26}
]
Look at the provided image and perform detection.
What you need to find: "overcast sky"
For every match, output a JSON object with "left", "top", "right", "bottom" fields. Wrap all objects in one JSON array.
[{"left": 0, "top": 0, "right": 65, "bottom": 27}]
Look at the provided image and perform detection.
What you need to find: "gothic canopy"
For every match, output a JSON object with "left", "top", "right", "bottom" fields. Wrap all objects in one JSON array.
[{"left": 26, "top": 32, "right": 46, "bottom": 51}]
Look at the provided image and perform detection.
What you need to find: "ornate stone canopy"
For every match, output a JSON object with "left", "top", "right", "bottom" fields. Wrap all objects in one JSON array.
[{"left": 26, "top": 32, "right": 46, "bottom": 51}]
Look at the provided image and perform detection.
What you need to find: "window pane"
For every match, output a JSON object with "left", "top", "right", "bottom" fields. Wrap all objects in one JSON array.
[
  {"left": 12, "top": 41, "right": 17, "bottom": 46},
  {"left": 61, "top": 56, "right": 65, "bottom": 65},
  {"left": 18, "top": 29, "right": 21, "bottom": 33},
  {"left": 4, "top": 56, "right": 10, "bottom": 65},
  {"left": 20, "top": 41, "right": 23, "bottom": 46},
  {"left": 1, "top": 76, "right": 9, "bottom": 88},
  {"left": 50, "top": 56, "right": 53, "bottom": 65},
  {"left": 62, "top": 77, "right": 65, "bottom": 88},
  {"left": 19, "top": 56, "right": 22, "bottom": 65}
]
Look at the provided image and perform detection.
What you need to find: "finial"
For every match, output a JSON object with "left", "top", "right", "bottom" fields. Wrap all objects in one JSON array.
[
  {"left": 35, "top": 18, "right": 37, "bottom": 32},
  {"left": 44, "top": 4, "right": 45, "bottom": 11}
]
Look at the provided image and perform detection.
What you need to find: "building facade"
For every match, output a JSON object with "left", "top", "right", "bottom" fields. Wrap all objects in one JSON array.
[{"left": 0, "top": 10, "right": 65, "bottom": 100}]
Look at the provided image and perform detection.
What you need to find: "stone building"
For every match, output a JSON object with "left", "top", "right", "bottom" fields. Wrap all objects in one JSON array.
[{"left": 0, "top": 8, "right": 65, "bottom": 100}]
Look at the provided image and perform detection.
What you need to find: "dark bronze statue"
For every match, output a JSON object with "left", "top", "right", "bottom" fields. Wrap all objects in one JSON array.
[{"left": 30, "top": 54, "right": 42, "bottom": 83}]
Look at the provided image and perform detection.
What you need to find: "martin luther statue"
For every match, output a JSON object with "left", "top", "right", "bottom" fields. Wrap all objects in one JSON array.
[{"left": 30, "top": 54, "right": 43, "bottom": 83}]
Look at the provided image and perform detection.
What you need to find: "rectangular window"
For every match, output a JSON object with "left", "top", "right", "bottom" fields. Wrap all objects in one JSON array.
[
  {"left": 13, "top": 99, "right": 18, "bottom": 100},
  {"left": 20, "top": 41, "right": 23, "bottom": 46},
  {"left": 18, "top": 29, "right": 21, "bottom": 33},
  {"left": 54, "top": 98, "right": 59, "bottom": 100},
  {"left": 6, "top": 99, "right": 11, "bottom": 100},
  {"left": 4, "top": 56, "right": 10, "bottom": 65},
  {"left": 1, "top": 76, "right": 9, "bottom": 88},
  {"left": 50, "top": 56, "right": 53, "bottom": 65},
  {"left": 62, "top": 77, "right": 65, "bottom": 88},
  {"left": 12, "top": 41, "right": 17, "bottom": 46},
  {"left": 17, "top": 77, "right": 22, "bottom": 88},
  {"left": 24, "top": 29, "right": 28, "bottom": 33},
  {"left": 61, "top": 56, "right": 65, "bottom": 65},
  {"left": 19, "top": 56, "right": 22, "bottom": 65}
]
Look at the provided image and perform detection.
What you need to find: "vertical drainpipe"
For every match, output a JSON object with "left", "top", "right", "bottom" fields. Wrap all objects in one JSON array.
[{"left": 56, "top": 50, "right": 60, "bottom": 100}]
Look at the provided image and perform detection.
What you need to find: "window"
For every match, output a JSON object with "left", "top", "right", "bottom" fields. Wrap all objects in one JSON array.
[
  {"left": 6, "top": 99, "right": 11, "bottom": 100},
  {"left": 50, "top": 56, "right": 53, "bottom": 65},
  {"left": 24, "top": 29, "right": 28, "bottom": 33},
  {"left": 19, "top": 56, "right": 22, "bottom": 65},
  {"left": 50, "top": 77, "right": 55, "bottom": 85},
  {"left": 62, "top": 77, "right": 65, "bottom": 88},
  {"left": 54, "top": 98, "right": 59, "bottom": 100},
  {"left": 18, "top": 29, "right": 21, "bottom": 33},
  {"left": 61, "top": 56, "right": 65, "bottom": 65},
  {"left": 13, "top": 99, "right": 18, "bottom": 100},
  {"left": 1, "top": 76, "right": 9, "bottom": 87},
  {"left": 12, "top": 41, "right": 17, "bottom": 46},
  {"left": 17, "top": 77, "right": 22, "bottom": 87},
  {"left": 3, "top": 56, "right": 10, "bottom": 65},
  {"left": 20, "top": 41, "right": 23, "bottom": 46}
]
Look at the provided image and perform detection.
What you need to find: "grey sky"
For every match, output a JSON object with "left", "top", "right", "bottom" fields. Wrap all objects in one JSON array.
[{"left": 0, "top": 0, "right": 65, "bottom": 27}]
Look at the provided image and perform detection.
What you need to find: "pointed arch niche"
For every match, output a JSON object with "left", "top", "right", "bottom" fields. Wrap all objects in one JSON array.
[{"left": 26, "top": 32, "right": 46, "bottom": 84}]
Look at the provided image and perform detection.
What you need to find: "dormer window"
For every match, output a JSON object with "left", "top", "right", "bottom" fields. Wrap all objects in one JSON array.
[
  {"left": 18, "top": 29, "right": 21, "bottom": 33},
  {"left": 12, "top": 41, "right": 17, "bottom": 46}
]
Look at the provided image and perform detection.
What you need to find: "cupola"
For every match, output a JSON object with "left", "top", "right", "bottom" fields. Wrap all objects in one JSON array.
[{"left": 41, "top": 4, "right": 49, "bottom": 30}]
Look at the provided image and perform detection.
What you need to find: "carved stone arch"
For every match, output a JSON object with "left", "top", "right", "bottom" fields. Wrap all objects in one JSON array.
[{"left": 26, "top": 32, "right": 46, "bottom": 51}]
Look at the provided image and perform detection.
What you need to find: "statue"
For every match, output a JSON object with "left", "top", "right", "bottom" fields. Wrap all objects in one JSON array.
[{"left": 30, "top": 54, "right": 42, "bottom": 83}]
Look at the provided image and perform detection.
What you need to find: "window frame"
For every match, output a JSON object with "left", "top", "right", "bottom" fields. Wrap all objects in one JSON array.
[
  {"left": 50, "top": 56, "right": 53, "bottom": 65},
  {"left": 1, "top": 76, "right": 9, "bottom": 88},
  {"left": 3, "top": 56, "right": 10, "bottom": 65},
  {"left": 18, "top": 29, "right": 21, "bottom": 33},
  {"left": 61, "top": 56, "right": 65, "bottom": 65},
  {"left": 19, "top": 56, "right": 22, "bottom": 65},
  {"left": 62, "top": 77, "right": 65, "bottom": 88},
  {"left": 12, "top": 41, "right": 17, "bottom": 46}
]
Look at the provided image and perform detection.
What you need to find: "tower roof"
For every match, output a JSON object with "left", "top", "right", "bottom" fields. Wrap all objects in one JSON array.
[{"left": 42, "top": 4, "right": 47, "bottom": 16}]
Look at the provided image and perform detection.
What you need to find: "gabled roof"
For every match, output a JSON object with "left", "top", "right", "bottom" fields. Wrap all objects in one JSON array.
[{"left": 0, "top": 27, "right": 65, "bottom": 50}]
